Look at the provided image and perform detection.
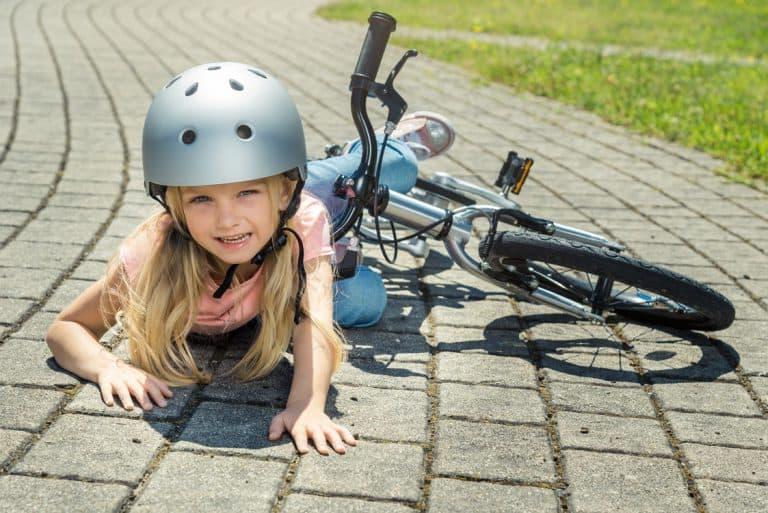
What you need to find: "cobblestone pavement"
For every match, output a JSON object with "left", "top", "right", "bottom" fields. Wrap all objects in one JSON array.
[{"left": 0, "top": 1, "right": 766, "bottom": 512}]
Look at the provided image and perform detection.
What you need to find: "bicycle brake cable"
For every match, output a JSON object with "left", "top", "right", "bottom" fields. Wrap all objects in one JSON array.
[{"left": 372, "top": 133, "right": 399, "bottom": 264}]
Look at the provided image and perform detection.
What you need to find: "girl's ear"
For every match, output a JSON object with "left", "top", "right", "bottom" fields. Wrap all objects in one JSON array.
[{"left": 278, "top": 177, "right": 294, "bottom": 211}]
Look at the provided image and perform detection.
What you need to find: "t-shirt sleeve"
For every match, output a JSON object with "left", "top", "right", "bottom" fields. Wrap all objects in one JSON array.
[
  {"left": 118, "top": 216, "right": 171, "bottom": 284},
  {"left": 294, "top": 191, "right": 335, "bottom": 263}
]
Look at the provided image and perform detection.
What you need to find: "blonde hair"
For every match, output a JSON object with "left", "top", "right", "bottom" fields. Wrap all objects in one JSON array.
[{"left": 100, "top": 173, "right": 347, "bottom": 386}]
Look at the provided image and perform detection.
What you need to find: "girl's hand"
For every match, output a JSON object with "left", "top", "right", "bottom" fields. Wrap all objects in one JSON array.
[
  {"left": 97, "top": 359, "right": 174, "bottom": 411},
  {"left": 268, "top": 404, "right": 357, "bottom": 456}
]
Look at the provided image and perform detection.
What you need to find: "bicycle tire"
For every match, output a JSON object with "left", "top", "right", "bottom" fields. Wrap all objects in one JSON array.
[{"left": 481, "top": 230, "right": 735, "bottom": 331}]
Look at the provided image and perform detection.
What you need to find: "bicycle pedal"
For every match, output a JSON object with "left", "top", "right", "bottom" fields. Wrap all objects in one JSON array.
[{"left": 495, "top": 151, "right": 533, "bottom": 196}]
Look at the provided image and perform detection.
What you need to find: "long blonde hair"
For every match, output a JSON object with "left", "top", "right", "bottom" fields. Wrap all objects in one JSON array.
[{"left": 101, "top": 173, "right": 347, "bottom": 386}]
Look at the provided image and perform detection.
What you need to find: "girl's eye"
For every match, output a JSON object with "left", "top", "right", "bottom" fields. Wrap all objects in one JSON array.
[
  {"left": 190, "top": 195, "right": 210, "bottom": 204},
  {"left": 239, "top": 189, "right": 259, "bottom": 197}
]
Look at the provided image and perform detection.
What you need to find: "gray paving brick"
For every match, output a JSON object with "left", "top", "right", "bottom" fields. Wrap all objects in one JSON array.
[
  {"left": 436, "top": 352, "right": 538, "bottom": 389},
  {"left": 201, "top": 356, "right": 293, "bottom": 404},
  {"left": 433, "top": 419, "right": 556, "bottom": 482},
  {"left": 47, "top": 192, "right": 117, "bottom": 209},
  {"left": 65, "top": 382, "right": 195, "bottom": 420},
  {"left": 430, "top": 300, "right": 519, "bottom": 329},
  {"left": 539, "top": 352, "right": 641, "bottom": 386},
  {"left": 681, "top": 443, "right": 768, "bottom": 484},
  {"left": 88, "top": 235, "right": 123, "bottom": 262},
  {"left": 15, "top": 219, "right": 103, "bottom": 244},
  {"left": 37, "top": 205, "right": 112, "bottom": 224},
  {"left": 422, "top": 267, "right": 510, "bottom": 299},
  {"left": 750, "top": 376, "right": 768, "bottom": 402},
  {"left": 428, "top": 478, "right": 558, "bottom": 513},
  {"left": 434, "top": 326, "right": 530, "bottom": 356},
  {"left": 0, "top": 266, "right": 61, "bottom": 300},
  {"left": 174, "top": 401, "right": 294, "bottom": 459},
  {"left": 697, "top": 478, "right": 768, "bottom": 513},
  {"left": 0, "top": 240, "right": 84, "bottom": 269},
  {"left": 333, "top": 358, "right": 428, "bottom": 390},
  {"left": 375, "top": 298, "right": 428, "bottom": 334},
  {"left": 565, "top": 450, "right": 695, "bottom": 513},
  {"left": 41, "top": 278, "right": 95, "bottom": 312},
  {"left": 71, "top": 259, "right": 108, "bottom": 280},
  {"left": 666, "top": 411, "right": 768, "bottom": 448},
  {"left": 0, "top": 338, "right": 80, "bottom": 387},
  {"left": 13, "top": 310, "right": 59, "bottom": 341},
  {"left": 0, "top": 475, "right": 131, "bottom": 513},
  {"left": 651, "top": 379, "right": 762, "bottom": 416},
  {"left": 439, "top": 382, "right": 546, "bottom": 424},
  {"left": 283, "top": 493, "right": 414, "bottom": 513},
  {"left": 14, "top": 413, "right": 172, "bottom": 483},
  {"left": 0, "top": 428, "right": 32, "bottom": 468},
  {"left": 0, "top": 297, "right": 33, "bottom": 324},
  {"left": 132, "top": 451, "right": 286, "bottom": 513},
  {"left": 0, "top": 385, "right": 66, "bottom": 431},
  {"left": 558, "top": 411, "right": 671, "bottom": 456},
  {"left": 343, "top": 329, "right": 432, "bottom": 362},
  {"left": 548, "top": 381, "right": 656, "bottom": 417},
  {"left": 331, "top": 383, "right": 428, "bottom": 442},
  {"left": 292, "top": 440, "right": 423, "bottom": 501}
]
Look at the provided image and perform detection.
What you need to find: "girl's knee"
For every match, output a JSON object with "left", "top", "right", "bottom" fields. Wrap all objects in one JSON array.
[{"left": 333, "top": 266, "right": 387, "bottom": 328}]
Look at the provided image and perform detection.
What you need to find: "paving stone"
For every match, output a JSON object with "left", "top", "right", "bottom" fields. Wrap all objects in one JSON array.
[
  {"left": 0, "top": 338, "right": 81, "bottom": 387},
  {"left": 330, "top": 383, "right": 429, "bottom": 442},
  {"left": 174, "top": 401, "right": 294, "bottom": 459},
  {"left": 434, "top": 325, "right": 530, "bottom": 356},
  {"left": 681, "top": 443, "right": 768, "bottom": 484},
  {"left": 0, "top": 385, "right": 66, "bottom": 431},
  {"left": 651, "top": 379, "right": 762, "bottom": 416},
  {"left": 0, "top": 428, "right": 32, "bottom": 468},
  {"left": 65, "top": 382, "right": 195, "bottom": 420},
  {"left": 697, "top": 478, "right": 768, "bottom": 513},
  {"left": 750, "top": 376, "right": 768, "bottom": 403},
  {"left": 0, "top": 297, "right": 33, "bottom": 324},
  {"left": 436, "top": 352, "right": 538, "bottom": 389},
  {"left": 433, "top": 419, "right": 556, "bottom": 482},
  {"left": 539, "top": 351, "right": 641, "bottom": 387},
  {"left": 14, "top": 413, "right": 173, "bottom": 483},
  {"left": 0, "top": 266, "right": 62, "bottom": 298},
  {"left": 422, "top": 267, "right": 510, "bottom": 300},
  {"left": 430, "top": 300, "right": 519, "bottom": 329},
  {"left": 12, "top": 310, "right": 59, "bottom": 341},
  {"left": 439, "top": 382, "right": 546, "bottom": 424},
  {"left": 666, "top": 411, "right": 768, "bottom": 448},
  {"left": 565, "top": 450, "right": 696, "bottom": 513},
  {"left": 15, "top": 219, "right": 103, "bottom": 244},
  {"left": 558, "top": 411, "right": 671, "bottom": 456},
  {"left": 283, "top": 493, "right": 414, "bottom": 513},
  {"left": 548, "top": 381, "right": 656, "bottom": 417},
  {"left": 88, "top": 235, "right": 124, "bottom": 262},
  {"left": 48, "top": 192, "right": 117, "bottom": 209},
  {"left": 132, "top": 451, "right": 286, "bottom": 513},
  {"left": 333, "top": 357, "right": 428, "bottom": 390},
  {"left": 41, "top": 278, "right": 96, "bottom": 312},
  {"left": 71, "top": 259, "right": 108, "bottom": 280},
  {"left": 375, "top": 298, "right": 428, "bottom": 334},
  {"left": 0, "top": 240, "right": 84, "bottom": 269},
  {"left": 292, "top": 440, "right": 423, "bottom": 502},
  {"left": 428, "top": 478, "right": 558, "bottom": 513},
  {"left": 37, "top": 206, "right": 112, "bottom": 224},
  {"left": 0, "top": 475, "right": 131, "bottom": 513},
  {"left": 632, "top": 340, "right": 738, "bottom": 382},
  {"left": 343, "top": 329, "right": 432, "bottom": 362},
  {"left": 201, "top": 356, "right": 293, "bottom": 405}
]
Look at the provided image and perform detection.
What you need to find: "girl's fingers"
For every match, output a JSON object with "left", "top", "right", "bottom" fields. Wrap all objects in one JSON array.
[
  {"left": 113, "top": 382, "right": 134, "bottom": 411},
  {"left": 145, "top": 383, "right": 168, "bottom": 408},
  {"left": 157, "top": 379, "right": 173, "bottom": 398},
  {"left": 323, "top": 427, "right": 346, "bottom": 455},
  {"left": 309, "top": 427, "right": 331, "bottom": 456},
  {"left": 292, "top": 428, "right": 309, "bottom": 454},
  {"left": 126, "top": 379, "right": 152, "bottom": 411},
  {"left": 335, "top": 424, "right": 357, "bottom": 446},
  {"left": 100, "top": 381, "right": 115, "bottom": 407}
]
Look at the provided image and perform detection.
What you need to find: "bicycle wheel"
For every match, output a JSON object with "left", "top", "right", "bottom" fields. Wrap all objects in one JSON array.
[{"left": 480, "top": 230, "right": 735, "bottom": 331}]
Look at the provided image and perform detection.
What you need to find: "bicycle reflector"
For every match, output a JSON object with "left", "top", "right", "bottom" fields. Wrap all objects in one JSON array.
[{"left": 495, "top": 151, "right": 533, "bottom": 197}]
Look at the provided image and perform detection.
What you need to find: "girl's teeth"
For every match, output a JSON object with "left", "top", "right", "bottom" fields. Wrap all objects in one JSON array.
[{"left": 221, "top": 234, "right": 249, "bottom": 242}]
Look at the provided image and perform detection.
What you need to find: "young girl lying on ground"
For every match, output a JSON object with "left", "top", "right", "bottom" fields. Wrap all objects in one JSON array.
[{"left": 45, "top": 62, "right": 454, "bottom": 456}]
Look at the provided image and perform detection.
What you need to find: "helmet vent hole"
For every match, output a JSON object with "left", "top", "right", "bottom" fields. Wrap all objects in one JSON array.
[
  {"left": 165, "top": 75, "right": 182, "bottom": 89},
  {"left": 236, "top": 124, "right": 253, "bottom": 140},
  {"left": 185, "top": 82, "right": 198, "bottom": 96},
  {"left": 181, "top": 129, "right": 196, "bottom": 145},
  {"left": 207, "top": 65, "right": 221, "bottom": 70},
  {"left": 248, "top": 68, "right": 267, "bottom": 79},
  {"left": 229, "top": 79, "right": 244, "bottom": 91}
]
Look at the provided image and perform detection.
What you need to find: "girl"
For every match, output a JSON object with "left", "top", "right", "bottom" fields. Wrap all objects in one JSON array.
[{"left": 44, "top": 62, "right": 453, "bottom": 457}]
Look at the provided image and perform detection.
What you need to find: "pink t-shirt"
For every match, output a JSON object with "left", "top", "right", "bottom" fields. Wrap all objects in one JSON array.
[{"left": 118, "top": 191, "right": 335, "bottom": 335}]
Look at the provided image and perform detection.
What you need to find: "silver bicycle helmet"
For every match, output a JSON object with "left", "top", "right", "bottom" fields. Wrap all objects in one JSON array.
[{"left": 141, "top": 62, "right": 309, "bottom": 315}]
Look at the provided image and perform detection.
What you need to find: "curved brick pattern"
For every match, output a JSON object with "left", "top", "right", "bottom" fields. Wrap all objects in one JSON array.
[{"left": 0, "top": 0, "right": 765, "bottom": 511}]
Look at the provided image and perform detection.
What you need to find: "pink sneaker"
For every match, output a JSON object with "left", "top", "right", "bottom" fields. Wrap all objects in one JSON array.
[{"left": 388, "top": 111, "right": 455, "bottom": 160}]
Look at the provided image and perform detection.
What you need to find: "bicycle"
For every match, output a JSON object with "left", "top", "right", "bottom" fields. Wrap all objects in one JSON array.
[{"left": 328, "top": 12, "right": 735, "bottom": 332}]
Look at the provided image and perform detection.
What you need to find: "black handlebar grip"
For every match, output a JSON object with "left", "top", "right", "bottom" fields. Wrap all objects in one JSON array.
[{"left": 353, "top": 12, "right": 396, "bottom": 82}]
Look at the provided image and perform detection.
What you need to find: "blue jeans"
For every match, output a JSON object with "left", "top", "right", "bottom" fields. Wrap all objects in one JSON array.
[{"left": 305, "top": 136, "right": 418, "bottom": 328}]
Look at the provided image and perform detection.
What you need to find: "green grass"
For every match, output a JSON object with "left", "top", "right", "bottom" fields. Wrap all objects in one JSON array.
[
  {"left": 319, "top": 1, "right": 768, "bottom": 184},
  {"left": 318, "top": 0, "right": 768, "bottom": 59}
]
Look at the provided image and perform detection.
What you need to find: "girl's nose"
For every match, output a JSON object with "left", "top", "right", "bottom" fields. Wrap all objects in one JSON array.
[{"left": 215, "top": 202, "right": 241, "bottom": 229}]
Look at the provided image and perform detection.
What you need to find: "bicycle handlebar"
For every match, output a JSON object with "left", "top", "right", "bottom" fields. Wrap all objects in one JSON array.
[{"left": 352, "top": 12, "right": 396, "bottom": 83}]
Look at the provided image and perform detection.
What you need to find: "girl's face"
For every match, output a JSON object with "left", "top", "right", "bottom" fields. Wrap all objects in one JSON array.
[{"left": 179, "top": 178, "right": 291, "bottom": 266}]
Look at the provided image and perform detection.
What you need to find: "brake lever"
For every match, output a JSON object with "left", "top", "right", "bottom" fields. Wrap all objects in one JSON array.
[{"left": 368, "top": 49, "right": 418, "bottom": 131}]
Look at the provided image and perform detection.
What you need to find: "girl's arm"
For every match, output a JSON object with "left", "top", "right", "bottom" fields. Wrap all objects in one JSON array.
[{"left": 268, "top": 255, "right": 356, "bottom": 455}]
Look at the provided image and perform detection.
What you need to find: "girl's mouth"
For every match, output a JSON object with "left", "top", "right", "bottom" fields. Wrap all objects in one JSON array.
[{"left": 216, "top": 233, "right": 251, "bottom": 249}]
